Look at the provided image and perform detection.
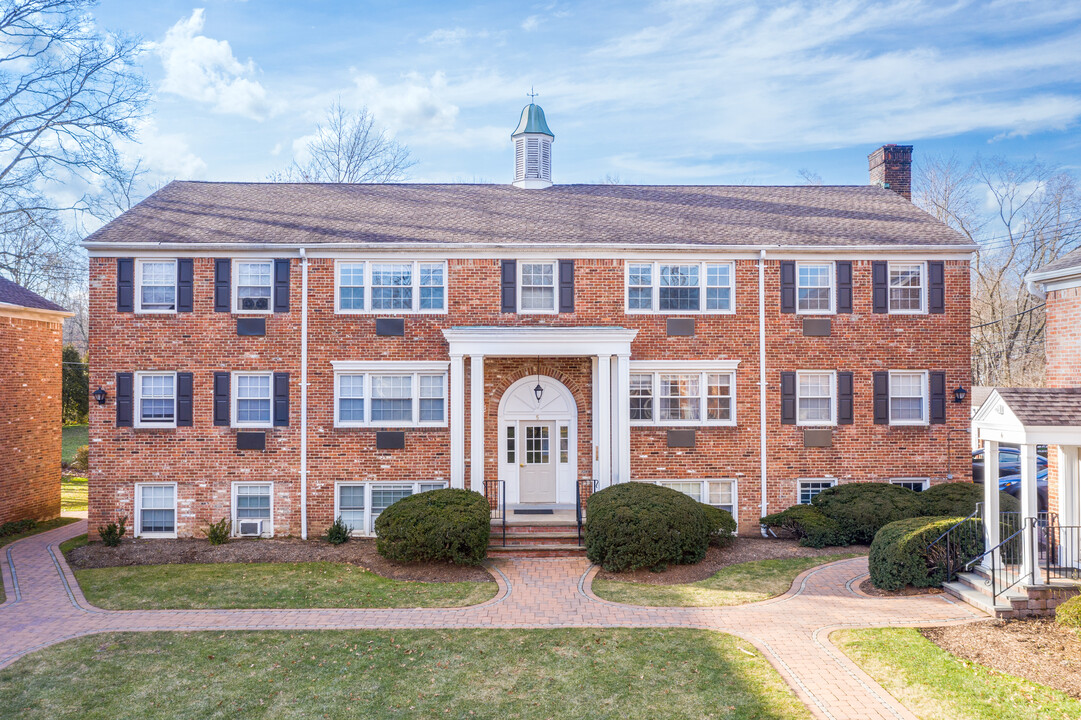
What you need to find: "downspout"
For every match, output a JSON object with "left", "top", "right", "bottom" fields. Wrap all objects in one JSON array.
[
  {"left": 299, "top": 248, "right": 309, "bottom": 539},
  {"left": 759, "top": 250, "right": 769, "bottom": 536},
  {"left": 1026, "top": 277, "right": 1047, "bottom": 301}
]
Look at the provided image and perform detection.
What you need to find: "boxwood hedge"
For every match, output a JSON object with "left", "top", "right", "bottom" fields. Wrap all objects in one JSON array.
[
  {"left": 810, "top": 482, "right": 924, "bottom": 545},
  {"left": 700, "top": 503, "right": 737, "bottom": 548},
  {"left": 374, "top": 488, "right": 491, "bottom": 566},
  {"left": 868, "top": 515, "right": 983, "bottom": 590},
  {"left": 917, "top": 481, "right": 1020, "bottom": 517},
  {"left": 760, "top": 505, "right": 845, "bottom": 548}
]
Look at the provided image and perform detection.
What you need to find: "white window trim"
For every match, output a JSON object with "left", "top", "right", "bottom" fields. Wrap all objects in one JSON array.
[
  {"left": 795, "top": 261, "right": 836, "bottom": 315},
  {"left": 628, "top": 362, "right": 739, "bottom": 427},
  {"left": 231, "top": 371, "right": 274, "bottom": 429},
  {"left": 642, "top": 479, "right": 739, "bottom": 529},
  {"left": 797, "top": 478, "right": 837, "bottom": 505},
  {"left": 331, "top": 361, "right": 450, "bottom": 429},
  {"left": 887, "top": 261, "right": 928, "bottom": 315},
  {"left": 133, "top": 371, "right": 178, "bottom": 429},
  {"left": 232, "top": 258, "right": 275, "bottom": 314},
  {"left": 890, "top": 477, "right": 930, "bottom": 491},
  {"left": 796, "top": 370, "right": 837, "bottom": 427},
  {"left": 134, "top": 259, "right": 178, "bottom": 314},
  {"left": 133, "top": 482, "right": 178, "bottom": 539},
  {"left": 231, "top": 481, "right": 274, "bottom": 537},
  {"left": 334, "top": 259, "right": 448, "bottom": 315},
  {"left": 334, "top": 480, "right": 448, "bottom": 537},
  {"left": 624, "top": 260, "right": 736, "bottom": 315},
  {"left": 888, "top": 370, "right": 930, "bottom": 427},
  {"left": 517, "top": 259, "right": 558, "bottom": 315}
]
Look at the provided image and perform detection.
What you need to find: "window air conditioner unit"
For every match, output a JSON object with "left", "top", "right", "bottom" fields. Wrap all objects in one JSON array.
[
  {"left": 241, "top": 297, "right": 269, "bottom": 311},
  {"left": 238, "top": 519, "right": 263, "bottom": 537}
]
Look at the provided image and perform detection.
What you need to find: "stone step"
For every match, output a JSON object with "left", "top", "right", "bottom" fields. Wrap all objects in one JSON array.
[
  {"left": 941, "top": 580, "right": 1015, "bottom": 618},
  {"left": 487, "top": 544, "right": 586, "bottom": 558},
  {"left": 490, "top": 523, "right": 580, "bottom": 533},
  {"left": 491, "top": 532, "right": 580, "bottom": 546}
]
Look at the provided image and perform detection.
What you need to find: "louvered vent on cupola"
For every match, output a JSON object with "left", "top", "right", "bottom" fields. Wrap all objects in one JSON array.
[{"left": 511, "top": 102, "right": 554, "bottom": 189}]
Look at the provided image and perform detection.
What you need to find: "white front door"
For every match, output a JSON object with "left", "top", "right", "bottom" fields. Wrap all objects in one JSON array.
[{"left": 519, "top": 421, "right": 557, "bottom": 503}]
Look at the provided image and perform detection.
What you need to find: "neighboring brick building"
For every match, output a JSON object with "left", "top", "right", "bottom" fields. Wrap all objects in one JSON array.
[
  {"left": 0, "top": 277, "right": 72, "bottom": 524},
  {"left": 83, "top": 104, "right": 975, "bottom": 540}
]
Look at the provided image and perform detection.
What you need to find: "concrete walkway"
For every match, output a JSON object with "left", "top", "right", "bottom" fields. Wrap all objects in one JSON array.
[{"left": 0, "top": 520, "right": 984, "bottom": 720}]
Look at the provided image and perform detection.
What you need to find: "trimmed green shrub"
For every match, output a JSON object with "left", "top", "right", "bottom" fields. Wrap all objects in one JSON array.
[
  {"left": 1055, "top": 595, "right": 1081, "bottom": 628},
  {"left": 203, "top": 517, "right": 230, "bottom": 545},
  {"left": 812, "top": 482, "right": 923, "bottom": 545},
  {"left": 918, "top": 481, "right": 1020, "bottom": 517},
  {"left": 761, "top": 505, "right": 846, "bottom": 548},
  {"left": 375, "top": 488, "right": 490, "bottom": 566},
  {"left": 98, "top": 516, "right": 127, "bottom": 547},
  {"left": 72, "top": 445, "right": 89, "bottom": 472},
  {"left": 0, "top": 518, "right": 38, "bottom": 537},
  {"left": 325, "top": 516, "right": 351, "bottom": 545},
  {"left": 869, "top": 515, "right": 982, "bottom": 590},
  {"left": 585, "top": 483, "right": 712, "bottom": 572},
  {"left": 700, "top": 503, "right": 737, "bottom": 548}
]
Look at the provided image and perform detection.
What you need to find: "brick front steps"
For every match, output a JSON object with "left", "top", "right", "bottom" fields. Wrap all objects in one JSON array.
[
  {"left": 943, "top": 566, "right": 1081, "bottom": 618},
  {"left": 488, "top": 522, "right": 586, "bottom": 558}
]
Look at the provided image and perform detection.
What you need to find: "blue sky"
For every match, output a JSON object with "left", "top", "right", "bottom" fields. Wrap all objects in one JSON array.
[{"left": 92, "top": 0, "right": 1081, "bottom": 187}]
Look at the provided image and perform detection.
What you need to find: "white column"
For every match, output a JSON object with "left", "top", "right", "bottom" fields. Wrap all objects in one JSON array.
[
  {"left": 1020, "top": 442, "right": 1042, "bottom": 585},
  {"left": 615, "top": 353, "right": 631, "bottom": 484},
  {"left": 596, "top": 354, "right": 612, "bottom": 487},
  {"left": 1058, "top": 446, "right": 1078, "bottom": 568},
  {"left": 982, "top": 440, "right": 1000, "bottom": 572},
  {"left": 591, "top": 357, "right": 599, "bottom": 481},
  {"left": 450, "top": 354, "right": 465, "bottom": 490},
  {"left": 469, "top": 355, "right": 485, "bottom": 493}
]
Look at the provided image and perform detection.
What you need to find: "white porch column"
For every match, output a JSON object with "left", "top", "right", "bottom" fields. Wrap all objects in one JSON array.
[
  {"left": 591, "top": 357, "right": 599, "bottom": 480},
  {"left": 1059, "top": 446, "right": 1079, "bottom": 568},
  {"left": 469, "top": 355, "right": 485, "bottom": 493},
  {"left": 615, "top": 353, "right": 631, "bottom": 484},
  {"left": 982, "top": 440, "right": 1001, "bottom": 572},
  {"left": 596, "top": 353, "right": 612, "bottom": 487},
  {"left": 449, "top": 354, "right": 465, "bottom": 490},
  {"left": 1020, "top": 442, "right": 1043, "bottom": 585}
]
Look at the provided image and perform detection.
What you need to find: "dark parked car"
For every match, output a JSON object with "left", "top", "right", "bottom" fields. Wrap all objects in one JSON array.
[
  {"left": 998, "top": 469, "right": 1049, "bottom": 511},
  {"left": 972, "top": 446, "right": 1047, "bottom": 483}
]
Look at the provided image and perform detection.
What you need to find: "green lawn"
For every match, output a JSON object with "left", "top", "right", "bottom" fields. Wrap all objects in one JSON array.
[
  {"left": 0, "top": 628, "right": 810, "bottom": 719},
  {"left": 60, "top": 476, "right": 87, "bottom": 513},
  {"left": 60, "top": 425, "right": 87, "bottom": 465},
  {"left": 835, "top": 627, "right": 1081, "bottom": 720},
  {"left": 0, "top": 517, "right": 80, "bottom": 604},
  {"left": 592, "top": 554, "right": 861, "bottom": 607},
  {"left": 72, "top": 560, "right": 498, "bottom": 610}
]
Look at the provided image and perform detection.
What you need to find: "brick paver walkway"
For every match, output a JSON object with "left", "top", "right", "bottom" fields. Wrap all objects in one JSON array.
[{"left": 0, "top": 520, "right": 984, "bottom": 720}]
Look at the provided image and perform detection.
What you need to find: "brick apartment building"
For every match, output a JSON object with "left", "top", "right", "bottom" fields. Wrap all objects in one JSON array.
[
  {"left": 0, "top": 277, "right": 71, "bottom": 524},
  {"left": 84, "top": 104, "right": 976, "bottom": 540}
]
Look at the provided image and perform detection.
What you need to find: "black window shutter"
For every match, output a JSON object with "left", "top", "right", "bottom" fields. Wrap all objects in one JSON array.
[
  {"left": 176, "top": 372, "right": 193, "bottom": 426},
  {"left": 558, "top": 260, "right": 574, "bottom": 313},
  {"left": 836, "top": 261, "right": 853, "bottom": 313},
  {"left": 117, "top": 258, "right": 134, "bottom": 312},
  {"left": 177, "top": 259, "right": 194, "bottom": 312},
  {"left": 214, "top": 259, "right": 231, "bottom": 312},
  {"left": 213, "top": 372, "right": 230, "bottom": 426},
  {"left": 780, "top": 371, "right": 797, "bottom": 424},
  {"left": 930, "top": 371, "right": 946, "bottom": 424},
  {"left": 928, "top": 261, "right": 945, "bottom": 314},
  {"left": 873, "top": 372, "right": 889, "bottom": 424},
  {"left": 500, "top": 260, "right": 517, "bottom": 313},
  {"left": 116, "top": 372, "right": 133, "bottom": 427},
  {"left": 872, "top": 261, "right": 888, "bottom": 313},
  {"left": 780, "top": 261, "right": 796, "bottom": 313},
  {"left": 273, "top": 372, "right": 289, "bottom": 427},
  {"left": 273, "top": 259, "right": 290, "bottom": 312},
  {"left": 837, "top": 371, "right": 854, "bottom": 424}
]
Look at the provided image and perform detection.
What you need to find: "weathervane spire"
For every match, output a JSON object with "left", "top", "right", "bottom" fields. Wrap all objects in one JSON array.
[{"left": 527, "top": 86, "right": 538, "bottom": 103}]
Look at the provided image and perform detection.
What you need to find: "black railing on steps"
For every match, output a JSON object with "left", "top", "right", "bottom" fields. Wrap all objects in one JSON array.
[
  {"left": 925, "top": 502, "right": 984, "bottom": 584},
  {"left": 1043, "top": 519, "right": 1081, "bottom": 583},
  {"left": 965, "top": 519, "right": 1029, "bottom": 605},
  {"left": 576, "top": 478, "right": 598, "bottom": 546},
  {"left": 484, "top": 479, "right": 505, "bottom": 547}
]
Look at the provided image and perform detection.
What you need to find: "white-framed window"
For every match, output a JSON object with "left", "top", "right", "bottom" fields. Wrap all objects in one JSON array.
[
  {"left": 519, "top": 261, "right": 556, "bottom": 313},
  {"left": 232, "top": 482, "right": 273, "bottom": 536},
  {"left": 891, "top": 478, "right": 929, "bottom": 492},
  {"left": 625, "top": 261, "right": 735, "bottom": 313},
  {"left": 559, "top": 425, "right": 570, "bottom": 464},
  {"left": 334, "top": 481, "right": 447, "bottom": 536},
  {"left": 646, "top": 479, "right": 738, "bottom": 526},
  {"left": 234, "top": 260, "right": 273, "bottom": 313},
  {"left": 135, "top": 259, "right": 177, "bottom": 313},
  {"left": 888, "top": 262, "right": 926, "bottom": 313},
  {"left": 232, "top": 372, "right": 273, "bottom": 428},
  {"left": 628, "top": 363, "right": 738, "bottom": 426},
  {"left": 332, "top": 362, "right": 449, "bottom": 428},
  {"left": 796, "top": 371, "right": 836, "bottom": 426},
  {"left": 134, "top": 372, "right": 177, "bottom": 428},
  {"left": 889, "top": 371, "right": 929, "bottom": 426},
  {"left": 134, "top": 482, "right": 177, "bottom": 538},
  {"left": 796, "top": 262, "right": 834, "bottom": 314},
  {"left": 798, "top": 479, "right": 836, "bottom": 505},
  {"left": 335, "top": 260, "right": 447, "bottom": 314}
]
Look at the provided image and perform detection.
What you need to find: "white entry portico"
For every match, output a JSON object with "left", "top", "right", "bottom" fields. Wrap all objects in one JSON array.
[{"left": 442, "top": 326, "right": 638, "bottom": 496}]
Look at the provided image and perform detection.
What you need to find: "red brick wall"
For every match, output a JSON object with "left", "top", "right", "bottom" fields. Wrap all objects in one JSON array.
[
  {"left": 89, "top": 254, "right": 971, "bottom": 537},
  {"left": 1, "top": 313, "right": 64, "bottom": 523},
  {"left": 1043, "top": 286, "right": 1081, "bottom": 518}
]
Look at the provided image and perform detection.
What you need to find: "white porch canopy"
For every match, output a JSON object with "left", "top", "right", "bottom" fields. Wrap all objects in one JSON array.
[
  {"left": 441, "top": 326, "right": 639, "bottom": 493},
  {"left": 973, "top": 387, "right": 1081, "bottom": 584}
]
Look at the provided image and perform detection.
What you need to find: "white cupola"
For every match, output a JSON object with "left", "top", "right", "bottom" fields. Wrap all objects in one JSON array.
[{"left": 511, "top": 102, "right": 554, "bottom": 189}]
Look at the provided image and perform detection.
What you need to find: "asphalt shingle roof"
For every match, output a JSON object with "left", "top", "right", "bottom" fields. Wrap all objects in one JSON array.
[
  {"left": 0, "top": 276, "right": 67, "bottom": 313},
  {"left": 995, "top": 387, "right": 1081, "bottom": 426},
  {"left": 1035, "top": 248, "right": 1081, "bottom": 275},
  {"left": 82, "top": 181, "right": 975, "bottom": 249}
]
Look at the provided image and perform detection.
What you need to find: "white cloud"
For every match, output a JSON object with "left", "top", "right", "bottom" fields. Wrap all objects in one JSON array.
[
  {"left": 124, "top": 119, "right": 207, "bottom": 180},
  {"left": 153, "top": 9, "right": 276, "bottom": 120},
  {"left": 521, "top": 15, "right": 541, "bottom": 31},
  {"left": 350, "top": 71, "right": 460, "bottom": 133},
  {"left": 420, "top": 27, "right": 490, "bottom": 45}
]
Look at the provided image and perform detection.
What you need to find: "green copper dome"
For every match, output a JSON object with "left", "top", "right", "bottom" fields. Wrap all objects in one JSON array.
[{"left": 512, "top": 103, "right": 554, "bottom": 138}]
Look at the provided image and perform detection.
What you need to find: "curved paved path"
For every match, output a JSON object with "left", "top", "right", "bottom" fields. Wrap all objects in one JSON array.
[{"left": 0, "top": 520, "right": 984, "bottom": 720}]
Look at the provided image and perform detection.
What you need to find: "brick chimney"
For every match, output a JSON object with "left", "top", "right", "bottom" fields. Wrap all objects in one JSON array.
[{"left": 868, "top": 144, "right": 912, "bottom": 200}]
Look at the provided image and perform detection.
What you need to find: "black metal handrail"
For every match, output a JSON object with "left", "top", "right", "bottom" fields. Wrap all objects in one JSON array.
[
  {"left": 576, "top": 478, "right": 598, "bottom": 546},
  {"left": 1043, "top": 519, "right": 1081, "bottom": 583},
  {"left": 965, "top": 519, "right": 1029, "bottom": 605},
  {"left": 926, "top": 502, "right": 983, "bottom": 583},
  {"left": 484, "top": 479, "right": 505, "bottom": 546}
]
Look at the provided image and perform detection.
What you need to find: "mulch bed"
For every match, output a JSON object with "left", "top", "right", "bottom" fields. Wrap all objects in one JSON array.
[
  {"left": 858, "top": 578, "right": 941, "bottom": 597},
  {"left": 922, "top": 619, "right": 1081, "bottom": 699},
  {"left": 594, "top": 537, "right": 869, "bottom": 585},
  {"left": 65, "top": 537, "right": 492, "bottom": 583}
]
